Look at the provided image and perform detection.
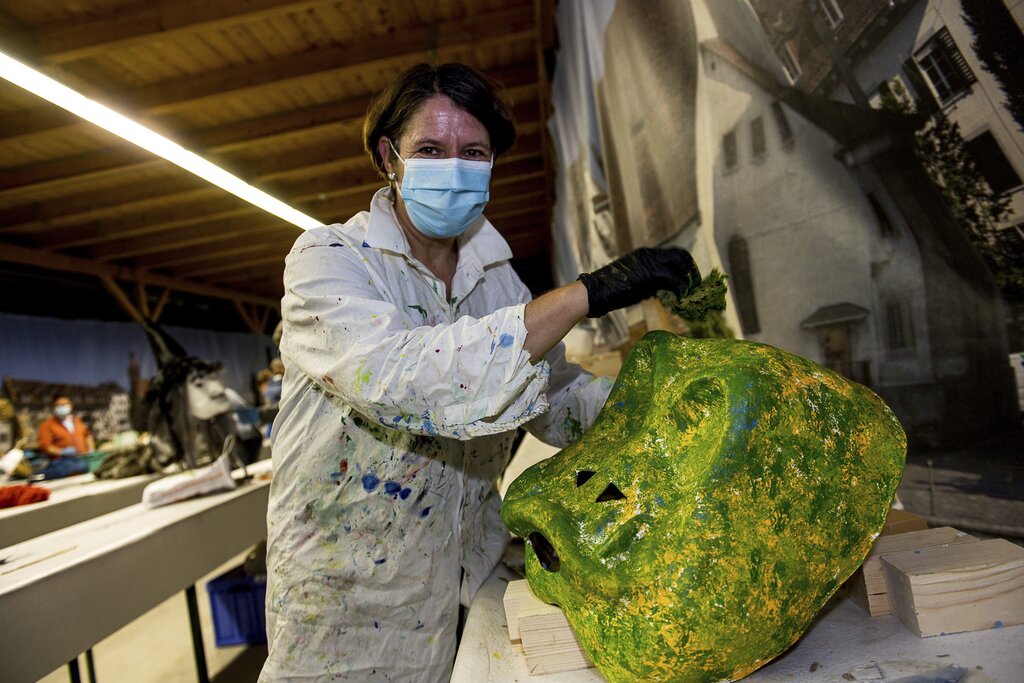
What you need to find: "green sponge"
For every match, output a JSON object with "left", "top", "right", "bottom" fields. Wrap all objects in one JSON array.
[{"left": 657, "top": 268, "right": 729, "bottom": 321}]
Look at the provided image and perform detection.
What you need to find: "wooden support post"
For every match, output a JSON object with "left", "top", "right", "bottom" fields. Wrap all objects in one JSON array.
[
  {"left": 152, "top": 287, "right": 171, "bottom": 322},
  {"left": 99, "top": 275, "right": 143, "bottom": 323},
  {"left": 135, "top": 278, "right": 150, "bottom": 318},
  {"left": 233, "top": 299, "right": 259, "bottom": 333}
]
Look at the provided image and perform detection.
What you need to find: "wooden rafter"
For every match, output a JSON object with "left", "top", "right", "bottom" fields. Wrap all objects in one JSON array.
[
  {"left": 0, "top": 0, "right": 557, "bottom": 327},
  {"left": 0, "top": 243, "right": 279, "bottom": 308},
  {"left": 0, "top": 7, "right": 537, "bottom": 143}
]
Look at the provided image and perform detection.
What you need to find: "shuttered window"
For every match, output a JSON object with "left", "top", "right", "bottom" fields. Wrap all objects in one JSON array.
[
  {"left": 914, "top": 28, "right": 975, "bottom": 104},
  {"left": 751, "top": 116, "right": 766, "bottom": 157},
  {"left": 723, "top": 129, "right": 738, "bottom": 170},
  {"left": 727, "top": 236, "right": 760, "bottom": 334}
]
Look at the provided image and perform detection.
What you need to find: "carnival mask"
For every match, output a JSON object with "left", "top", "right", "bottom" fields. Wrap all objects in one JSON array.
[{"left": 501, "top": 331, "right": 906, "bottom": 682}]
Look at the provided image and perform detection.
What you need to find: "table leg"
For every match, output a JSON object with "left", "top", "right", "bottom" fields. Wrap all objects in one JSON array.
[
  {"left": 185, "top": 585, "right": 210, "bottom": 683},
  {"left": 67, "top": 657, "right": 81, "bottom": 683},
  {"left": 85, "top": 648, "right": 97, "bottom": 682}
]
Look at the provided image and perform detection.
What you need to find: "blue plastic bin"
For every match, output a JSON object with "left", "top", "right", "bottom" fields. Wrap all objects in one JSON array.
[{"left": 206, "top": 565, "right": 267, "bottom": 647}]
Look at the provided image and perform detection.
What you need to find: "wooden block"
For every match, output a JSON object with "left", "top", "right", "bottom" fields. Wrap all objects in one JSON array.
[
  {"left": 882, "top": 508, "right": 928, "bottom": 536},
  {"left": 848, "top": 526, "right": 977, "bottom": 616},
  {"left": 503, "top": 579, "right": 535, "bottom": 642},
  {"left": 503, "top": 579, "right": 594, "bottom": 674},
  {"left": 881, "top": 538, "right": 1024, "bottom": 637},
  {"left": 519, "top": 603, "right": 594, "bottom": 674}
]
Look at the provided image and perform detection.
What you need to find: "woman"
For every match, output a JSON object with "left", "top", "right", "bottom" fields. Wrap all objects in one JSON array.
[{"left": 261, "top": 62, "right": 700, "bottom": 681}]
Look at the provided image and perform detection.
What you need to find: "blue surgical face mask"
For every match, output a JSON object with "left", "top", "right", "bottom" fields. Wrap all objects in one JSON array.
[
  {"left": 390, "top": 141, "right": 492, "bottom": 239},
  {"left": 55, "top": 405, "right": 72, "bottom": 418}
]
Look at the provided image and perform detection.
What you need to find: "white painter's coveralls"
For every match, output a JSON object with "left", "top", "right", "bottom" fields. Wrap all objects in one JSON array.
[{"left": 260, "top": 189, "right": 612, "bottom": 682}]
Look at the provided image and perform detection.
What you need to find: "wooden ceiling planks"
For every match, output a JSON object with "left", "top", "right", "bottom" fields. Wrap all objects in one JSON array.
[{"left": 0, "top": 0, "right": 557, "bottom": 333}]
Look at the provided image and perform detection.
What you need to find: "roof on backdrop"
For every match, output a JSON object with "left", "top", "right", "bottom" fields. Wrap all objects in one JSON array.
[{"left": 0, "top": 0, "right": 557, "bottom": 333}]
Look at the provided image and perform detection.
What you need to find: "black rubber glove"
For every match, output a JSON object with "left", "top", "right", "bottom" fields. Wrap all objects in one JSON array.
[{"left": 577, "top": 247, "right": 701, "bottom": 318}]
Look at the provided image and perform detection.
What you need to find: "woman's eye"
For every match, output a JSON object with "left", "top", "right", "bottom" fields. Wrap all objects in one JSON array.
[{"left": 416, "top": 146, "right": 440, "bottom": 156}]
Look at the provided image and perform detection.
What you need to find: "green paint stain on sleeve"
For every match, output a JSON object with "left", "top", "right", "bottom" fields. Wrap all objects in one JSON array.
[{"left": 352, "top": 362, "right": 373, "bottom": 391}]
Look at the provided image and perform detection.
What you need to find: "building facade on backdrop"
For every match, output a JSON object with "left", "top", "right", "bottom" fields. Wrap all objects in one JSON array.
[
  {"left": 751, "top": 0, "right": 1024, "bottom": 345},
  {"left": 547, "top": 0, "right": 1018, "bottom": 450},
  {"left": 701, "top": 0, "right": 1019, "bottom": 445}
]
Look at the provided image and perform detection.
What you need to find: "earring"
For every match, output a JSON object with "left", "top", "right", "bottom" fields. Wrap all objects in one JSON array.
[{"left": 388, "top": 172, "right": 396, "bottom": 180}]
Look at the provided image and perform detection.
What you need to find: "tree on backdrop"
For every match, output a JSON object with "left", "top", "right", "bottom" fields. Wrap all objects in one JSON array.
[
  {"left": 961, "top": 0, "right": 1024, "bottom": 135},
  {"left": 880, "top": 80, "right": 1023, "bottom": 303}
]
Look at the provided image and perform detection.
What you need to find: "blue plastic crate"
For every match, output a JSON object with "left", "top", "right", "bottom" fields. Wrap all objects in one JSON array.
[{"left": 206, "top": 565, "right": 267, "bottom": 647}]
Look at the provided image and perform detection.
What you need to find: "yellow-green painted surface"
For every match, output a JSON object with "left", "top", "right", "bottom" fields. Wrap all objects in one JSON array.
[{"left": 501, "top": 331, "right": 906, "bottom": 682}]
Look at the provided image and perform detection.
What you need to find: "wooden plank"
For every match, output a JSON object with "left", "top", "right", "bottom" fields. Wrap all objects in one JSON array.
[
  {"left": 848, "top": 526, "right": 978, "bottom": 617},
  {"left": 881, "top": 538, "right": 1024, "bottom": 637},
  {"left": 502, "top": 578, "right": 534, "bottom": 643}
]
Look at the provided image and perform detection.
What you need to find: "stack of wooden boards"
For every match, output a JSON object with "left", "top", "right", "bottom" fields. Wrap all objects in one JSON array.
[
  {"left": 847, "top": 509, "right": 1024, "bottom": 637},
  {"left": 503, "top": 579, "right": 593, "bottom": 675}
]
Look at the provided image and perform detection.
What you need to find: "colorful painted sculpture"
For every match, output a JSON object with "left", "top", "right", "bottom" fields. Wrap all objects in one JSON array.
[{"left": 501, "top": 331, "right": 906, "bottom": 682}]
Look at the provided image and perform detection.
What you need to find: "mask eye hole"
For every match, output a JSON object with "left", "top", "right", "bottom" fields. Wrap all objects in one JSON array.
[
  {"left": 596, "top": 482, "right": 626, "bottom": 502},
  {"left": 575, "top": 470, "right": 596, "bottom": 487}
]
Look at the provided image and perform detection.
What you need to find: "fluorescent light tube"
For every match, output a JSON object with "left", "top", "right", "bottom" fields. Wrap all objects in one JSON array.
[{"left": 0, "top": 48, "right": 324, "bottom": 231}]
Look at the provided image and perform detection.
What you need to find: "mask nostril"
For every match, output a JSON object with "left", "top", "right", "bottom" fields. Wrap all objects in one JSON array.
[
  {"left": 595, "top": 482, "right": 626, "bottom": 502},
  {"left": 528, "top": 532, "right": 561, "bottom": 572},
  {"left": 575, "top": 470, "right": 596, "bottom": 487}
]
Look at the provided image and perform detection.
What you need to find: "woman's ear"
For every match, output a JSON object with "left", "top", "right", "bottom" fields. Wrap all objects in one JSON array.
[{"left": 378, "top": 136, "right": 394, "bottom": 177}]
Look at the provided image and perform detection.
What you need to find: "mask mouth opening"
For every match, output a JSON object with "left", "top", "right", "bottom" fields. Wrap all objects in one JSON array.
[{"left": 528, "top": 531, "right": 561, "bottom": 573}]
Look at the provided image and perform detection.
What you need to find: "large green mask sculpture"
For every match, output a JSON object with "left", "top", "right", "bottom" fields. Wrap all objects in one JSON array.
[{"left": 501, "top": 331, "right": 906, "bottom": 682}]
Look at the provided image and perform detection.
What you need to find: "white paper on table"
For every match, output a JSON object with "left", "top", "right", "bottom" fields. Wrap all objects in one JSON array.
[{"left": 141, "top": 454, "right": 236, "bottom": 508}]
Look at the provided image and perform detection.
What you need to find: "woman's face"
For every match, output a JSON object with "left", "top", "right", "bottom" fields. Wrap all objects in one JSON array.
[{"left": 379, "top": 95, "right": 491, "bottom": 182}]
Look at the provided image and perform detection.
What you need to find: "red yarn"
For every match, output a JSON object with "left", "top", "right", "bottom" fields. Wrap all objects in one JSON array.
[{"left": 0, "top": 484, "right": 51, "bottom": 508}]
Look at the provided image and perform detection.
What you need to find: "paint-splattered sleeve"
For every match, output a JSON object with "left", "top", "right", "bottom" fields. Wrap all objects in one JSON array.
[
  {"left": 492, "top": 276, "right": 613, "bottom": 448},
  {"left": 280, "top": 229, "right": 551, "bottom": 440},
  {"left": 523, "top": 343, "right": 614, "bottom": 448}
]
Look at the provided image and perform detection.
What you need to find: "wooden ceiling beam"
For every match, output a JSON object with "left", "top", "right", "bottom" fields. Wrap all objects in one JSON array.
[
  {"left": 0, "top": 68, "right": 539, "bottom": 200},
  {"left": 0, "top": 96, "right": 371, "bottom": 196},
  {"left": 194, "top": 253, "right": 293, "bottom": 281},
  {"left": 154, "top": 232, "right": 296, "bottom": 269},
  {"left": 29, "top": 135, "right": 543, "bottom": 249},
  {"left": 167, "top": 243, "right": 292, "bottom": 277},
  {"left": 93, "top": 165, "right": 549, "bottom": 263},
  {"left": 0, "top": 8, "right": 538, "bottom": 143},
  {"left": 25, "top": 0, "right": 333, "bottom": 65},
  {"left": 0, "top": 124, "right": 544, "bottom": 233},
  {"left": 0, "top": 242, "right": 278, "bottom": 308}
]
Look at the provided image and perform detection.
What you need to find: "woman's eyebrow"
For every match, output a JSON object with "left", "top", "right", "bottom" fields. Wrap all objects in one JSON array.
[{"left": 409, "top": 137, "right": 445, "bottom": 147}]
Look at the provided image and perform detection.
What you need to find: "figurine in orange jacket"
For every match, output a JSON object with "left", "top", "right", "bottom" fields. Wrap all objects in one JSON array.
[{"left": 37, "top": 395, "right": 95, "bottom": 458}]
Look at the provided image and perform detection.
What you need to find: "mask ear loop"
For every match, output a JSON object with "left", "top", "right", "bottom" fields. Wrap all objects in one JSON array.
[
  {"left": 387, "top": 139, "right": 406, "bottom": 166},
  {"left": 385, "top": 139, "right": 405, "bottom": 198}
]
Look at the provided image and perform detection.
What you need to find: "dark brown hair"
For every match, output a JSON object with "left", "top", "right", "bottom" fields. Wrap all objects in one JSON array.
[{"left": 362, "top": 63, "right": 516, "bottom": 178}]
